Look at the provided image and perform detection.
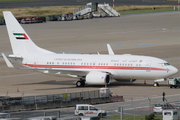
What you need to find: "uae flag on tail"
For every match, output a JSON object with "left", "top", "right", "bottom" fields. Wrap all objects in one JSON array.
[{"left": 13, "top": 33, "right": 29, "bottom": 40}]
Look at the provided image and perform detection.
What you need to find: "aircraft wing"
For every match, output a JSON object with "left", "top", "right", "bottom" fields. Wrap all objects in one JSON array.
[
  {"left": 40, "top": 69, "right": 89, "bottom": 78},
  {"left": 2, "top": 53, "right": 110, "bottom": 79}
]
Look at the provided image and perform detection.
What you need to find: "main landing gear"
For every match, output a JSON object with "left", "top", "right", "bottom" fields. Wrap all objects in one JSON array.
[
  {"left": 153, "top": 82, "right": 159, "bottom": 87},
  {"left": 76, "top": 80, "right": 85, "bottom": 87}
]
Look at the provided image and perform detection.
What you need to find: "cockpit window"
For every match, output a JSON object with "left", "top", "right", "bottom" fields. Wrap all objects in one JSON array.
[
  {"left": 158, "top": 63, "right": 170, "bottom": 67},
  {"left": 158, "top": 63, "right": 164, "bottom": 67},
  {"left": 164, "top": 63, "right": 170, "bottom": 66}
]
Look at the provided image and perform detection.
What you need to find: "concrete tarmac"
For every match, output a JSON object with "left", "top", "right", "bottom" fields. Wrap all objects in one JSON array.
[{"left": 0, "top": 12, "right": 180, "bottom": 101}]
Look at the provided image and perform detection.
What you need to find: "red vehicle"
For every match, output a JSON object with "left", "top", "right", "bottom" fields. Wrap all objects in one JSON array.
[
  {"left": 16, "top": 17, "right": 26, "bottom": 23},
  {"left": 20, "top": 17, "right": 43, "bottom": 24}
]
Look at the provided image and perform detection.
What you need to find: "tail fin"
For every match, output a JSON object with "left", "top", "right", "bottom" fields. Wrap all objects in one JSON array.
[{"left": 3, "top": 11, "right": 54, "bottom": 56}]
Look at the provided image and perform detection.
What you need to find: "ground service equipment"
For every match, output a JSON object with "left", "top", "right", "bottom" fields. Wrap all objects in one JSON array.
[
  {"left": 168, "top": 77, "right": 180, "bottom": 88},
  {"left": 74, "top": 104, "right": 106, "bottom": 117}
]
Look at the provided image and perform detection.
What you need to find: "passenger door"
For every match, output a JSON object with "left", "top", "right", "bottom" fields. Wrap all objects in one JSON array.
[
  {"left": 77, "top": 106, "right": 88, "bottom": 116},
  {"left": 88, "top": 106, "right": 99, "bottom": 117},
  {"left": 33, "top": 58, "right": 38, "bottom": 68},
  {"left": 146, "top": 60, "right": 151, "bottom": 72}
]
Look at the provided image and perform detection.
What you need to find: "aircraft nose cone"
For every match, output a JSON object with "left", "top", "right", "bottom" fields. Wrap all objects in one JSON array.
[{"left": 172, "top": 66, "right": 178, "bottom": 75}]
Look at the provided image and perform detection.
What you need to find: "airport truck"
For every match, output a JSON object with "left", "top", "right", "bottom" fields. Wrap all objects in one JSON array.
[{"left": 168, "top": 77, "right": 180, "bottom": 88}]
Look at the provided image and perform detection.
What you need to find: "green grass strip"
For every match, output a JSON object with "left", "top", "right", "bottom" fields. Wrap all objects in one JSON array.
[
  {"left": 119, "top": 7, "right": 177, "bottom": 15},
  {"left": 101, "top": 115, "right": 162, "bottom": 120}
]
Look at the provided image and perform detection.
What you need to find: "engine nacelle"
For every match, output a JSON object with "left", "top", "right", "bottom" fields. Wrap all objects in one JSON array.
[{"left": 85, "top": 71, "right": 112, "bottom": 85}]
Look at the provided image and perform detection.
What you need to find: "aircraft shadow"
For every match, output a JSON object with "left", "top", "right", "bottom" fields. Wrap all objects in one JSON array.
[{"left": 14, "top": 79, "right": 169, "bottom": 91}]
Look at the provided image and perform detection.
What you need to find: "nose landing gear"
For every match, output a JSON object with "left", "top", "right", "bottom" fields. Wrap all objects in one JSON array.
[{"left": 153, "top": 82, "right": 159, "bottom": 87}]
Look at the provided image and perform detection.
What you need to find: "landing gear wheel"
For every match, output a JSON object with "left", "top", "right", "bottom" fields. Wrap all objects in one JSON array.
[
  {"left": 98, "top": 113, "right": 103, "bottom": 118},
  {"left": 76, "top": 81, "right": 82, "bottom": 87},
  {"left": 79, "top": 113, "right": 84, "bottom": 116},
  {"left": 154, "top": 82, "right": 159, "bottom": 87},
  {"left": 76, "top": 81, "right": 85, "bottom": 87}
]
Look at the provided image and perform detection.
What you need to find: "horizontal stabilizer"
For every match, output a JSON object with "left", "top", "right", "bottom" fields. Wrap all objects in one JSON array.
[
  {"left": 2, "top": 53, "right": 14, "bottom": 68},
  {"left": 8, "top": 54, "right": 23, "bottom": 59}
]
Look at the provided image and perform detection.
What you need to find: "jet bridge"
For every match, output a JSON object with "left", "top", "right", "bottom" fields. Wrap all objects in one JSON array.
[
  {"left": 97, "top": 3, "right": 120, "bottom": 17},
  {"left": 73, "top": 2, "right": 98, "bottom": 19}
]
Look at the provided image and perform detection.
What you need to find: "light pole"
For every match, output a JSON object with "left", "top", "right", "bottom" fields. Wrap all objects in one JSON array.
[
  {"left": 113, "top": 0, "right": 115, "bottom": 8},
  {"left": 131, "top": 98, "right": 135, "bottom": 120}
]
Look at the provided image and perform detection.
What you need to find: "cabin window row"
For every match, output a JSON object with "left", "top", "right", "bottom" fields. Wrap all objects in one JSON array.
[
  {"left": 47, "top": 62, "right": 76, "bottom": 65},
  {"left": 81, "top": 63, "right": 96, "bottom": 66},
  {"left": 98, "top": 63, "right": 108, "bottom": 66},
  {"left": 46, "top": 62, "right": 142, "bottom": 67},
  {"left": 114, "top": 63, "right": 141, "bottom": 67}
]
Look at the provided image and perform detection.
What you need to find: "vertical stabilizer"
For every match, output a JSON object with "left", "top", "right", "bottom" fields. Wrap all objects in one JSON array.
[{"left": 3, "top": 11, "right": 54, "bottom": 56}]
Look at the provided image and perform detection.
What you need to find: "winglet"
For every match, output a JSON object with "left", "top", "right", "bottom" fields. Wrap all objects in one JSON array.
[
  {"left": 107, "top": 44, "right": 115, "bottom": 55},
  {"left": 2, "top": 53, "right": 14, "bottom": 68}
]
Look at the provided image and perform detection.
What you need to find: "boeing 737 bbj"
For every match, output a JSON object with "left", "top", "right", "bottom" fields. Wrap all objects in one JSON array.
[{"left": 2, "top": 11, "right": 178, "bottom": 87}]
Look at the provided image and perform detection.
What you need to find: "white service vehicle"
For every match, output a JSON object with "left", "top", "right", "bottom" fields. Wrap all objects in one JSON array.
[
  {"left": 163, "top": 109, "right": 180, "bottom": 120},
  {"left": 168, "top": 77, "right": 180, "bottom": 88},
  {"left": 0, "top": 113, "right": 10, "bottom": 118},
  {"left": 153, "top": 103, "right": 175, "bottom": 114},
  {"left": 75, "top": 104, "right": 106, "bottom": 117}
]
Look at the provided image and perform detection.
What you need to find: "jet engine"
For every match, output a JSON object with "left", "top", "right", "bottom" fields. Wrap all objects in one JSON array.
[{"left": 85, "top": 71, "right": 112, "bottom": 85}]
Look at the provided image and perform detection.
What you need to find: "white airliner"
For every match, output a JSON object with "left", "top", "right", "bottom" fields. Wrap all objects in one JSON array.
[{"left": 2, "top": 11, "right": 178, "bottom": 87}]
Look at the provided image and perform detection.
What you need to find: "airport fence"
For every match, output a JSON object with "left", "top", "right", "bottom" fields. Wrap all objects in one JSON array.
[{"left": 0, "top": 90, "right": 124, "bottom": 112}]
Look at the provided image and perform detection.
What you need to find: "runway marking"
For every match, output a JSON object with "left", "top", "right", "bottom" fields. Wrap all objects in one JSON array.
[
  {"left": 101, "top": 43, "right": 127, "bottom": 46},
  {"left": 134, "top": 97, "right": 145, "bottom": 99},
  {"left": 139, "top": 107, "right": 154, "bottom": 109},
  {"left": 140, "top": 102, "right": 149, "bottom": 104},
  {"left": 122, "top": 106, "right": 149, "bottom": 110},
  {"left": 107, "top": 110, "right": 141, "bottom": 116},
  {"left": 132, "top": 44, "right": 154, "bottom": 46},
  {"left": 118, "top": 104, "right": 131, "bottom": 107},
  {"left": 107, "top": 28, "right": 163, "bottom": 35},
  {"left": 100, "top": 43, "right": 154, "bottom": 47}
]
